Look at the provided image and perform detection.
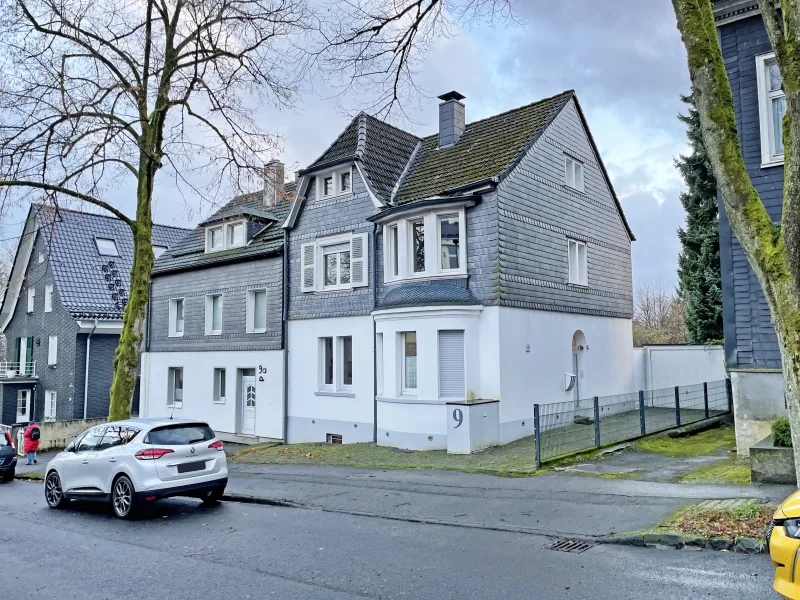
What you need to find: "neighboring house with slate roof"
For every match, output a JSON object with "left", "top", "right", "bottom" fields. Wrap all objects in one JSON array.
[
  {"left": 140, "top": 92, "right": 635, "bottom": 450},
  {"left": 139, "top": 161, "right": 296, "bottom": 442},
  {"left": 0, "top": 205, "right": 188, "bottom": 425},
  {"left": 712, "top": 1, "right": 789, "bottom": 455}
]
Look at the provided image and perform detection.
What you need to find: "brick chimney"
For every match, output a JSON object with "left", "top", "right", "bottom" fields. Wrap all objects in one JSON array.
[
  {"left": 263, "top": 159, "right": 285, "bottom": 207},
  {"left": 438, "top": 91, "right": 466, "bottom": 148}
]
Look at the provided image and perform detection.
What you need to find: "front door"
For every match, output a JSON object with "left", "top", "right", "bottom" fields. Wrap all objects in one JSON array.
[
  {"left": 16, "top": 389, "right": 31, "bottom": 423},
  {"left": 241, "top": 375, "right": 256, "bottom": 435}
]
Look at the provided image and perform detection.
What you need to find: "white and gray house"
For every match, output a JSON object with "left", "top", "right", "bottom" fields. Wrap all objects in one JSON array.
[
  {"left": 0, "top": 205, "right": 188, "bottom": 425},
  {"left": 141, "top": 90, "right": 636, "bottom": 450}
]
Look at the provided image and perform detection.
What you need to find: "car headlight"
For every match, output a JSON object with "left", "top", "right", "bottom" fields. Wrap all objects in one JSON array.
[{"left": 784, "top": 519, "right": 800, "bottom": 539}]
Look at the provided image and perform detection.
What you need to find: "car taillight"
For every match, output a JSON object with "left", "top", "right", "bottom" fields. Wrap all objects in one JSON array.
[
  {"left": 208, "top": 440, "right": 224, "bottom": 451},
  {"left": 135, "top": 448, "right": 174, "bottom": 460}
]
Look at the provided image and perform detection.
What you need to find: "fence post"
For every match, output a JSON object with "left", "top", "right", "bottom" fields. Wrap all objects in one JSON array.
[
  {"left": 533, "top": 404, "right": 541, "bottom": 470},
  {"left": 726, "top": 378, "right": 734, "bottom": 414},
  {"left": 703, "top": 382, "right": 709, "bottom": 419},
  {"left": 674, "top": 386, "right": 681, "bottom": 427},
  {"left": 593, "top": 396, "right": 600, "bottom": 449},
  {"left": 639, "top": 390, "right": 646, "bottom": 436}
]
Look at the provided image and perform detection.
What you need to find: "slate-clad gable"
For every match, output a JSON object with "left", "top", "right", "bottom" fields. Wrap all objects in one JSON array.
[{"left": 718, "top": 14, "right": 783, "bottom": 368}]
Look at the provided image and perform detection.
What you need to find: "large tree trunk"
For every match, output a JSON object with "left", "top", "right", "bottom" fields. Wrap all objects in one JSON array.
[
  {"left": 107, "top": 158, "right": 155, "bottom": 421},
  {"left": 672, "top": 0, "right": 800, "bottom": 483}
]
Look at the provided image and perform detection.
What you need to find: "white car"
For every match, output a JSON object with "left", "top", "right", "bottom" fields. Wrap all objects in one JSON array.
[{"left": 44, "top": 418, "right": 228, "bottom": 518}]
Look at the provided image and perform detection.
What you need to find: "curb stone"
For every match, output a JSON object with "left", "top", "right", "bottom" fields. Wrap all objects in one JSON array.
[{"left": 598, "top": 531, "right": 763, "bottom": 554}]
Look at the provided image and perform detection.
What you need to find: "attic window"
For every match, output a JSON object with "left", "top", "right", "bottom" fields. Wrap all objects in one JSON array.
[
  {"left": 95, "top": 238, "right": 119, "bottom": 256},
  {"left": 318, "top": 167, "right": 353, "bottom": 199},
  {"left": 205, "top": 220, "right": 245, "bottom": 253},
  {"left": 153, "top": 245, "right": 168, "bottom": 258}
]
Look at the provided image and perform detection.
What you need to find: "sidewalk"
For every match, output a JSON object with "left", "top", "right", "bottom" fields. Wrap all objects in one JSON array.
[
  {"left": 226, "top": 463, "right": 794, "bottom": 539},
  {"left": 14, "top": 450, "right": 58, "bottom": 476}
]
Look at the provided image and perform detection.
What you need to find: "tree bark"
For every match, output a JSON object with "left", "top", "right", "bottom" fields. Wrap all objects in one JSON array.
[{"left": 672, "top": 0, "right": 800, "bottom": 483}]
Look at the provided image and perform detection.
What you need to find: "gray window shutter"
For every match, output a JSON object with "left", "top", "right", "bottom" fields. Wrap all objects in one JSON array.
[
  {"left": 438, "top": 330, "right": 465, "bottom": 398},
  {"left": 350, "top": 232, "right": 369, "bottom": 287},
  {"left": 301, "top": 242, "right": 316, "bottom": 292}
]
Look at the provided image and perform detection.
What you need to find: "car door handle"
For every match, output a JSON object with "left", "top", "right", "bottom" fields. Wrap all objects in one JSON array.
[
  {"left": 109, "top": 458, "right": 117, "bottom": 463},
  {"left": 82, "top": 460, "right": 89, "bottom": 464}
]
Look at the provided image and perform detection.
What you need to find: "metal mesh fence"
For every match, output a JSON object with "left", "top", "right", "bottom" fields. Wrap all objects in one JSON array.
[{"left": 534, "top": 378, "right": 731, "bottom": 464}]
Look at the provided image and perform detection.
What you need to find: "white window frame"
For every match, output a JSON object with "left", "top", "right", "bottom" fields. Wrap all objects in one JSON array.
[
  {"left": 206, "top": 226, "right": 224, "bottom": 252},
  {"left": 376, "top": 332, "right": 384, "bottom": 396},
  {"left": 48, "top": 335, "right": 57, "bottom": 366},
  {"left": 95, "top": 237, "right": 120, "bottom": 256},
  {"left": 27, "top": 287, "right": 35, "bottom": 313},
  {"left": 227, "top": 221, "right": 245, "bottom": 248},
  {"left": 246, "top": 288, "right": 268, "bottom": 333},
  {"left": 318, "top": 335, "right": 353, "bottom": 392},
  {"left": 167, "top": 366, "right": 184, "bottom": 408},
  {"left": 169, "top": 297, "right": 185, "bottom": 337},
  {"left": 44, "top": 390, "right": 57, "bottom": 421},
  {"left": 213, "top": 368, "right": 227, "bottom": 404},
  {"left": 44, "top": 284, "right": 53, "bottom": 312},
  {"left": 205, "top": 293, "right": 223, "bottom": 336},
  {"left": 756, "top": 52, "right": 786, "bottom": 167},
  {"left": 382, "top": 207, "right": 467, "bottom": 283},
  {"left": 303, "top": 232, "right": 368, "bottom": 293},
  {"left": 317, "top": 166, "right": 354, "bottom": 199},
  {"left": 321, "top": 241, "right": 352, "bottom": 291},
  {"left": 567, "top": 239, "right": 588, "bottom": 286},
  {"left": 401, "top": 331, "right": 418, "bottom": 395},
  {"left": 565, "top": 155, "right": 584, "bottom": 192},
  {"left": 408, "top": 218, "right": 426, "bottom": 275}
]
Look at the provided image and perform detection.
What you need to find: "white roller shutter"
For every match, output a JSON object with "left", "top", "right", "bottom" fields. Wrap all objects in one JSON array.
[
  {"left": 350, "top": 233, "right": 369, "bottom": 287},
  {"left": 438, "top": 330, "right": 465, "bottom": 398},
  {"left": 301, "top": 242, "right": 316, "bottom": 292}
]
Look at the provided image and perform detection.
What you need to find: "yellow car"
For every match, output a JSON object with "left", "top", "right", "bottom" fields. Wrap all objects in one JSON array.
[{"left": 770, "top": 490, "right": 800, "bottom": 599}]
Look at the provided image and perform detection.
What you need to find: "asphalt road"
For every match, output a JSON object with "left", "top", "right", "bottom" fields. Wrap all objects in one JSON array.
[{"left": 0, "top": 479, "right": 779, "bottom": 599}]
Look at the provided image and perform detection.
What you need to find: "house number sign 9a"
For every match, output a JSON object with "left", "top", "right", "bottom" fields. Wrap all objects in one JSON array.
[
  {"left": 452, "top": 408, "right": 463, "bottom": 428},
  {"left": 258, "top": 365, "right": 266, "bottom": 382}
]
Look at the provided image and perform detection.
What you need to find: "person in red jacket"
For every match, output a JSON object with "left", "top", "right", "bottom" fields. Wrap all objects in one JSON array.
[{"left": 23, "top": 420, "right": 40, "bottom": 465}]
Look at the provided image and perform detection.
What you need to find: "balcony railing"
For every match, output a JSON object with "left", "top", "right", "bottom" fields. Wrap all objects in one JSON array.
[{"left": 0, "top": 361, "right": 37, "bottom": 379}]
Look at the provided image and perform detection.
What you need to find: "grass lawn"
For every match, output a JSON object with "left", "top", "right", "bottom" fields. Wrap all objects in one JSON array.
[
  {"left": 679, "top": 458, "right": 751, "bottom": 485},
  {"left": 231, "top": 435, "right": 546, "bottom": 476},
  {"left": 632, "top": 426, "right": 735, "bottom": 458}
]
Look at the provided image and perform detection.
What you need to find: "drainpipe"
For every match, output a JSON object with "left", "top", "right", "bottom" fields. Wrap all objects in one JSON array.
[
  {"left": 83, "top": 319, "right": 98, "bottom": 419},
  {"left": 282, "top": 229, "right": 290, "bottom": 445},
  {"left": 372, "top": 223, "right": 379, "bottom": 443}
]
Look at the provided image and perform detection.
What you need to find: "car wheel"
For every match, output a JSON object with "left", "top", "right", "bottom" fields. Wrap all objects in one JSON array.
[
  {"left": 45, "top": 471, "right": 68, "bottom": 508},
  {"left": 2, "top": 469, "right": 14, "bottom": 483},
  {"left": 201, "top": 486, "right": 225, "bottom": 505},
  {"left": 111, "top": 475, "right": 137, "bottom": 519}
]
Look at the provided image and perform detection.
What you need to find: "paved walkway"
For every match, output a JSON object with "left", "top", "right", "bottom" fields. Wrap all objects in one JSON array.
[
  {"left": 14, "top": 450, "right": 58, "bottom": 475},
  {"left": 226, "top": 463, "right": 794, "bottom": 539}
]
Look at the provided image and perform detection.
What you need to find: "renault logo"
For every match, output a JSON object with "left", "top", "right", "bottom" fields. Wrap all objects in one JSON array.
[{"left": 190, "top": 447, "right": 196, "bottom": 455}]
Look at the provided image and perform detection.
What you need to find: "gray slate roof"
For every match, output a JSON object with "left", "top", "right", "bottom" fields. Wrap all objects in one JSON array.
[
  {"left": 378, "top": 282, "right": 479, "bottom": 310},
  {"left": 34, "top": 205, "right": 189, "bottom": 320},
  {"left": 152, "top": 182, "right": 296, "bottom": 275}
]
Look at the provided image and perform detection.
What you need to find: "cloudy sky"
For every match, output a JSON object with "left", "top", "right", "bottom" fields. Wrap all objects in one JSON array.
[{"left": 1, "top": 0, "right": 692, "bottom": 287}]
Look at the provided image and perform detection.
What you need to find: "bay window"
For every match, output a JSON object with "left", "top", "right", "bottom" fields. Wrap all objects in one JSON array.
[
  {"left": 410, "top": 219, "right": 425, "bottom": 273},
  {"left": 439, "top": 215, "right": 460, "bottom": 270},
  {"left": 402, "top": 332, "right": 418, "bottom": 394}
]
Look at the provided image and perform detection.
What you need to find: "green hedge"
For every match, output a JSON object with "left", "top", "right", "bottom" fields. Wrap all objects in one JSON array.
[{"left": 773, "top": 417, "right": 793, "bottom": 448}]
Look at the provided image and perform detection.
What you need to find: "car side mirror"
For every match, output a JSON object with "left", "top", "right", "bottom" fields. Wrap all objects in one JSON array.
[{"left": 65, "top": 443, "right": 75, "bottom": 453}]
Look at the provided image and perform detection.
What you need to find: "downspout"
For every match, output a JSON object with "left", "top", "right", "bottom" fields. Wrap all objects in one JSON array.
[
  {"left": 372, "top": 224, "right": 379, "bottom": 443},
  {"left": 282, "top": 229, "right": 290, "bottom": 445},
  {"left": 83, "top": 319, "right": 98, "bottom": 419}
]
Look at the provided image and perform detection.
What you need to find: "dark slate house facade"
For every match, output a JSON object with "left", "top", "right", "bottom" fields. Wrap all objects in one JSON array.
[
  {"left": 0, "top": 205, "right": 188, "bottom": 425},
  {"left": 714, "top": 0, "right": 788, "bottom": 455}
]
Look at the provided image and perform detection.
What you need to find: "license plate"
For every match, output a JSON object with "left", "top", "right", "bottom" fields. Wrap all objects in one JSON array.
[{"left": 177, "top": 461, "right": 206, "bottom": 474}]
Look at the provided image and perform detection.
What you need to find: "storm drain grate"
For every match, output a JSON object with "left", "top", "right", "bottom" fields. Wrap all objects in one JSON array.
[{"left": 547, "top": 539, "right": 594, "bottom": 554}]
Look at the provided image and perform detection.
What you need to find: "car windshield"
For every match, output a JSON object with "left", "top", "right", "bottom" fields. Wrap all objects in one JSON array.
[{"left": 147, "top": 424, "right": 214, "bottom": 446}]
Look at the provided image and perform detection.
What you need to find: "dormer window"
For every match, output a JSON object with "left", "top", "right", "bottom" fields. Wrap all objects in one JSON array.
[
  {"left": 205, "top": 220, "right": 246, "bottom": 252},
  {"left": 318, "top": 166, "right": 353, "bottom": 199},
  {"left": 153, "top": 245, "right": 168, "bottom": 258}
]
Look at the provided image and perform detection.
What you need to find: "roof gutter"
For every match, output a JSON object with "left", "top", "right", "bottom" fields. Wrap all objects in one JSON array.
[
  {"left": 83, "top": 319, "right": 98, "bottom": 419},
  {"left": 366, "top": 194, "right": 482, "bottom": 224},
  {"left": 297, "top": 156, "right": 355, "bottom": 177}
]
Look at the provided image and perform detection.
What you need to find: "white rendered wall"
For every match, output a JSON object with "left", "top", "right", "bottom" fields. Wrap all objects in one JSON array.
[
  {"left": 644, "top": 345, "right": 727, "bottom": 390},
  {"left": 140, "top": 350, "right": 284, "bottom": 439},
  {"left": 286, "top": 315, "right": 375, "bottom": 443},
  {"left": 498, "top": 306, "right": 635, "bottom": 423}
]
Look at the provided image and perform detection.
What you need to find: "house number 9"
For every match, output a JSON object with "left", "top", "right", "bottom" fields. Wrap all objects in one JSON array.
[{"left": 452, "top": 408, "right": 463, "bottom": 428}]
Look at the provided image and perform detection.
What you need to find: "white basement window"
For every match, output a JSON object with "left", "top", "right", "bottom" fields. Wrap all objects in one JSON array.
[
  {"left": 213, "top": 368, "right": 227, "bottom": 403},
  {"left": 95, "top": 237, "right": 120, "bottom": 256},
  {"left": 438, "top": 330, "right": 465, "bottom": 399},
  {"left": 565, "top": 155, "right": 584, "bottom": 192},
  {"left": 44, "top": 390, "right": 57, "bottom": 421},
  {"left": 568, "top": 239, "right": 588, "bottom": 286},
  {"left": 756, "top": 52, "right": 786, "bottom": 166}
]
